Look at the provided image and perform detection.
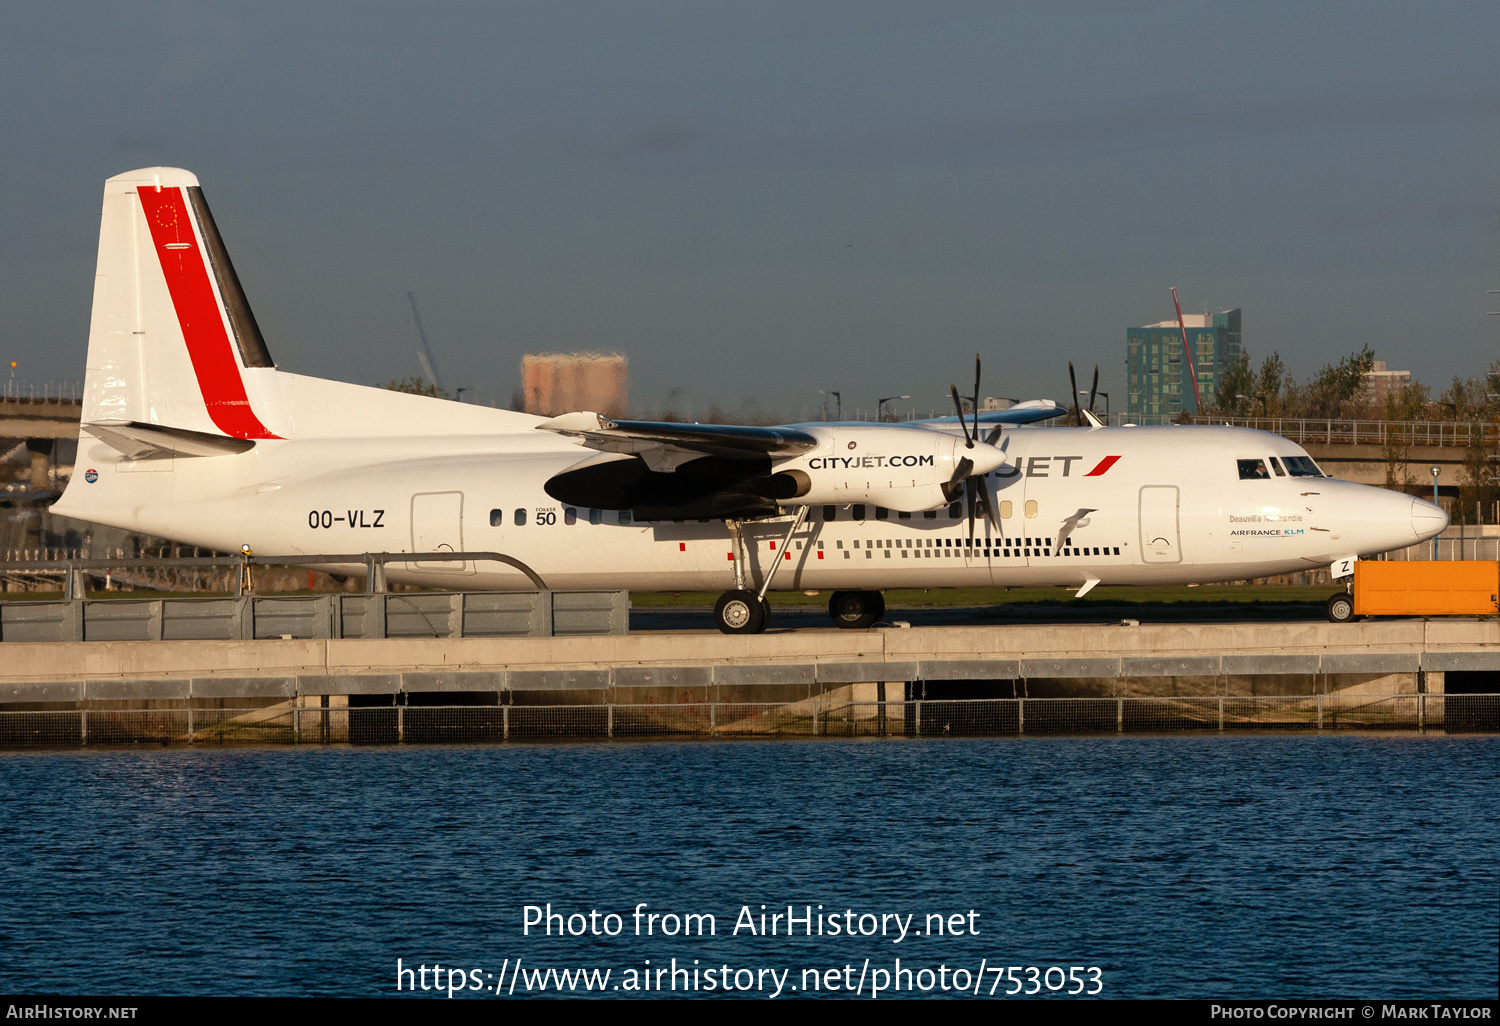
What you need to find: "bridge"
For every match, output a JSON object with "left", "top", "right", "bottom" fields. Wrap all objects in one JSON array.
[
  {"left": 0, "top": 382, "right": 81, "bottom": 492},
  {"left": 1190, "top": 416, "right": 1499, "bottom": 492}
]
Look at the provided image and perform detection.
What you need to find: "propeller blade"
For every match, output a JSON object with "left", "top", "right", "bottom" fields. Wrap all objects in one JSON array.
[
  {"left": 984, "top": 424, "right": 1003, "bottom": 446},
  {"left": 941, "top": 455, "right": 974, "bottom": 503},
  {"left": 971, "top": 352, "right": 981, "bottom": 445},
  {"left": 1088, "top": 365, "right": 1099, "bottom": 415},
  {"left": 965, "top": 476, "right": 984, "bottom": 548},
  {"left": 1068, "top": 361, "right": 1080, "bottom": 427},
  {"left": 950, "top": 385, "right": 974, "bottom": 447}
]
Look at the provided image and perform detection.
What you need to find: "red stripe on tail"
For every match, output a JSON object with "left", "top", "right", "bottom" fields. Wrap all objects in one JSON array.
[
  {"left": 136, "top": 187, "right": 280, "bottom": 440},
  {"left": 1084, "top": 455, "right": 1121, "bottom": 476}
]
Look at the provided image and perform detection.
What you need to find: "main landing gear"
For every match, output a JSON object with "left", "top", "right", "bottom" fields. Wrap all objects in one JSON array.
[
  {"left": 828, "top": 590, "right": 884, "bottom": 630},
  {"left": 714, "top": 590, "right": 770, "bottom": 634},
  {"left": 714, "top": 507, "right": 807, "bottom": 635}
]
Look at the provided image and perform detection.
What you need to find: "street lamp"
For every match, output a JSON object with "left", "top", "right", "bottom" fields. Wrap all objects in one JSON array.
[
  {"left": 1431, "top": 465, "right": 1441, "bottom": 560},
  {"left": 819, "top": 390, "right": 841, "bottom": 421},
  {"left": 877, "top": 394, "right": 910, "bottom": 422}
]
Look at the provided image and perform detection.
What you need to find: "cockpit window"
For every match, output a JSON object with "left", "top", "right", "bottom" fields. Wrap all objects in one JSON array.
[
  {"left": 1282, "top": 455, "right": 1324, "bottom": 478},
  {"left": 1237, "top": 458, "right": 1270, "bottom": 480},
  {"left": 1268, "top": 456, "right": 1286, "bottom": 476}
]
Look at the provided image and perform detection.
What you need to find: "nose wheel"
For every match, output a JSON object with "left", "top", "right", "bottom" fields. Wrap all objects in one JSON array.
[
  {"left": 715, "top": 590, "right": 770, "bottom": 634},
  {"left": 829, "top": 590, "right": 885, "bottom": 629},
  {"left": 1326, "top": 592, "right": 1356, "bottom": 623}
]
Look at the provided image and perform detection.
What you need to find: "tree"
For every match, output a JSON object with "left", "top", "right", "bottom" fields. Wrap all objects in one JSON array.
[
  {"left": 1381, "top": 381, "right": 1430, "bottom": 493},
  {"left": 382, "top": 376, "right": 449, "bottom": 399},
  {"left": 1298, "top": 345, "right": 1374, "bottom": 420}
]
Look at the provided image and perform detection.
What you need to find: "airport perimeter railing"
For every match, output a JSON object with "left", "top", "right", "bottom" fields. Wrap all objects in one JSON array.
[
  {"left": 0, "top": 379, "right": 82, "bottom": 404},
  {"left": 1187, "top": 416, "right": 1500, "bottom": 448},
  {"left": 0, "top": 589, "right": 629, "bottom": 641},
  {"left": 0, "top": 695, "right": 1494, "bottom": 746}
]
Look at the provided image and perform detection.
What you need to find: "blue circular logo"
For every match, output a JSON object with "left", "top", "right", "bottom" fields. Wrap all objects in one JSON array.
[{"left": 84, "top": 469, "right": 98, "bottom": 483}]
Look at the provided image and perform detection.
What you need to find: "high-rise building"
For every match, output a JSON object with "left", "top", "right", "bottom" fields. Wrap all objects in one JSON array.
[
  {"left": 1126, "top": 308, "right": 1242, "bottom": 423},
  {"left": 1362, "top": 360, "right": 1411, "bottom": 406}
]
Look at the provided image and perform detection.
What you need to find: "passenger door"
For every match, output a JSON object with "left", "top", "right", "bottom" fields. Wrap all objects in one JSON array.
[
  {"left": 1138, "top": 485, "right": 1181, "bottom": 564},
  {"left": 411, "top": 491, "right": 473, "bottom": 574}
]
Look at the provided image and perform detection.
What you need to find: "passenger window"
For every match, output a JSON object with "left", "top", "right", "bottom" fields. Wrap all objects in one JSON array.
[
  {"left": 589, "top": 509, "right": 602, "bottom": 525},
  {"left": 564, "top": 507, "right": 577, "bottom": 525},
  {"left": 923, "top": 510, "right": 937, "bottom": 520},
  {"left": 852, "top": 504, "right": 866, "bottom": 521},
  {"left": 823, "top": 505, "right": 837, "bottom": 522},
  {"left": 1024, "top": 500, "right": 1037, "bottom": 519},
  {"left": 1268, "top": 457, "right": 1286, "bottom": 476},
  {"left": 876, "top": 507, "right": 889, "bottom": 521},
  {"left": 618, "top": 511, "right": 632, "bottom": 525},
  {"left": 1237, "top": 459, "right": 1270, "bottom": 480},
  {"left": 999, "top": 500, "right": 1012, "bottom": 519},
  {"left": 489, "top": 509, "right": 503, "bottom": 527},
  {"left": 513, "top": 508, "right": 527, "bottom": 526},
  {"left": 948, "top": 502, "right": 961, "bottom": 519},
  {"left": 899, "top": 511, "right": 912, "bottom": 520}
]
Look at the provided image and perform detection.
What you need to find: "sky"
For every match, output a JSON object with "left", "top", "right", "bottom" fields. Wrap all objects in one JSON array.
[{"left": 2, "top": 1, "right": 1498, "bottom": 420}]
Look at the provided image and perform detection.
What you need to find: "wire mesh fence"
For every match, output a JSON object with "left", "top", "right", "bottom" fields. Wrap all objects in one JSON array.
[{"left": 0, "top": 694, "right": 1495, "bottom": 747}]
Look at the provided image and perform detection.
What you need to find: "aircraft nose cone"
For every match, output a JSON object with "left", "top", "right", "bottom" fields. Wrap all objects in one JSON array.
[{"left": 1411, "top": 496, "right": 1448, "bottom": 542}]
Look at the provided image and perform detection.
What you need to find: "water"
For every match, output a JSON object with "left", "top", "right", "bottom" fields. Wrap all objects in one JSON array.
[{"left": 1, "top": 735, "right": 1495, "bottom": 999}]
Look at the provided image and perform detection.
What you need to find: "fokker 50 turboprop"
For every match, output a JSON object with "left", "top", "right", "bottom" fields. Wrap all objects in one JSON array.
[{"left": 53, "top": 168, "right": 1449, "bottom": 632}]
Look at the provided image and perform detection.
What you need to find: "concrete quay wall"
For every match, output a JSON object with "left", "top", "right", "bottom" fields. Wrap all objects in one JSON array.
[{"left": 0, "top": 619, "right": 1494, "bottom": 705}]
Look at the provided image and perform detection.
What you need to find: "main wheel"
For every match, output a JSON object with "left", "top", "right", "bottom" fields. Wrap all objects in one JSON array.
[
  {"left": 829, "top": 589, "right": 881, "bottom": 630},
  {"left": 1326, "top": 592, "right": 1355, "bottom": 623},
  {"left": 715, "top": 590, "right": 768, "bottom": 634}
]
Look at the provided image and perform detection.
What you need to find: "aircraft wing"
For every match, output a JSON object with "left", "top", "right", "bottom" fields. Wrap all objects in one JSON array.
[
  {"left": 913, "top": 399, "right": 1068, "bottom": 428},
  {"left": 538, "top": 412, "right": 819, "bottom": 472}
]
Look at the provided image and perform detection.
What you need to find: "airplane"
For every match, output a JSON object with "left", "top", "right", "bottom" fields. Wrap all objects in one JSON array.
[{"left": 51, "top": 167, "right": 1449, "bottom": 633}]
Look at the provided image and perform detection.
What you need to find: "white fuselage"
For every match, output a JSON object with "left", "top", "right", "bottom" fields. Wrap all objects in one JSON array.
[{"left": 55, "top": 381, "right": 1441, "bottom": 594}]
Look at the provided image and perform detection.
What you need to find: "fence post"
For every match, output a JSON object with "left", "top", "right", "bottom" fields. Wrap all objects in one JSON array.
[
  {"left": 914, "top": 699, "right": 921, "bottom": 735},
  {"left": 80, "top": 708, "right": 87, "bottom": 745},
  {"left": 812, "top": 701, "right": 819, "bottom": 736},
  {"left": 396, "top": 698, "right": 404, "bottom": 744},
  {"left": 1116, "top": 698, "right": 1123, "bottom": 733},
  {"left": 187, "top": 707, "right": 194, "bottom": 743},
  {"left": 1417, "top": 694, "right": 1425, "bottom": 734},
  {"left": 1218, "top": 697, "right": 1224, "bottom": 731},
  {"left": 1317, "top": 693, "right": 1324, "bottom": 730},
  {"left": 292, "top": 704, "right": 300, "bottom": 744},
  {"left": 502, "top": 704, "right": 509, "bottom": 742},
  {"left": 607, "top": 704, "right": 613, "bottom": 739},
  {"left": 709, "top": 702, "right": 716, "bottom": 734},
  {"left": 1018, "top": 697, "right": 1025, "bottom": 734}
]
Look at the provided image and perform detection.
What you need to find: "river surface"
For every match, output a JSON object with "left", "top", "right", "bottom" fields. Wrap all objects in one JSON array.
[{"left": 1, "top": 735, "right": 1495, "bottom": 999}]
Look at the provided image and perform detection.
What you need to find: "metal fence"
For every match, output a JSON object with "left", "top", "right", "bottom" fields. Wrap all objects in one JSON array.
[
  {"left": 0, "top": 380, "right": 82, "bottom": 403},
  {"left": 1188, "top": 416, "right": 1500, "bottom": 448},
  {"left": 0, "top": 695, "right": 1493, "bottom": 747},
  {"left": 0, "top": 590, "right": 629, "bottom": 642}
]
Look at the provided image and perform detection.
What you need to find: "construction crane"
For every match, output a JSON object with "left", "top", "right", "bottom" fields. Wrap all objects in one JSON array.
[{"left": 407, "top": 291, "right": 445, "bottom": 393}]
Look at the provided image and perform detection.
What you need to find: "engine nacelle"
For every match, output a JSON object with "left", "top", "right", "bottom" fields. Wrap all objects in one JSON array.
[{"left": 770, "top": 425, "right": 1006, "bottom": 513}]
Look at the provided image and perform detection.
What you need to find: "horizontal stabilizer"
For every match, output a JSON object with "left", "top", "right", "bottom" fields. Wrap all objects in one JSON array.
[{"left": 85, "top": 420, "right": 257, "bottom": 460}]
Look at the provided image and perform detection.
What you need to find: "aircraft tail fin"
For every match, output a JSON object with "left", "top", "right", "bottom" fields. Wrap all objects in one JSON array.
[{"left": 82, "top": 167, "right": 287, "bottom": 444}]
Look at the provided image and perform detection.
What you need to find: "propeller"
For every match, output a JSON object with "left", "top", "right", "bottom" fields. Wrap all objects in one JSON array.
[
  {"left": 1068, "top": 361, "right": 1102, "bottom": 427},
  {"left": 1068, "top": 361, "right": 1081, "bottom": 426},
  {"left": 945, "top": 354, "right": 1005, "bottom": 547}
]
